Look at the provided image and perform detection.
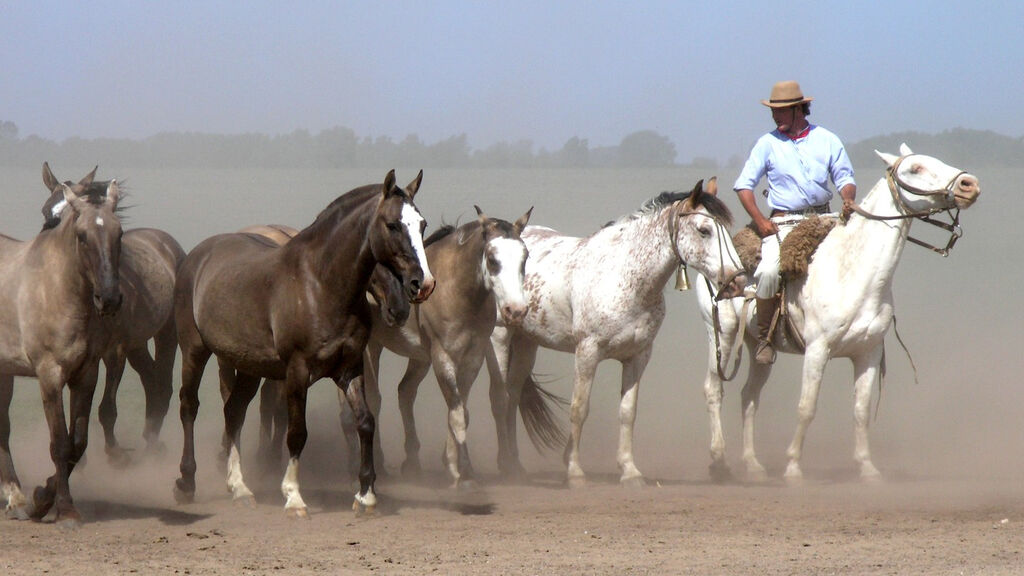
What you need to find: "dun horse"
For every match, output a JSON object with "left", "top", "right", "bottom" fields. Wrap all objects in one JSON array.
[
  {"left": 0, "top": 169, "right": 123, "bottom": 526},
  {"left": 697, "top": 145, "right": 981, "bottom": 482},
  {"left": 41, "top": 164, "right": 185, "bottom": 464},
  {"left": 173, "top": 170, "right": 434, "bottom": 516},
  {"left": 345, "top": 206, "right": 551, "bottom": 486},
  {"left": 489, "top": 179, "right": 746, "bottom": 487}
]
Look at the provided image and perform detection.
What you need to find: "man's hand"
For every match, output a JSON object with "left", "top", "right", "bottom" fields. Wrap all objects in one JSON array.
[
  {"left": 754, "top": 217, "right": 778, "bottom": 238},
  {"left": 840, "top": 199, "right": 855, "bottom": 223}
]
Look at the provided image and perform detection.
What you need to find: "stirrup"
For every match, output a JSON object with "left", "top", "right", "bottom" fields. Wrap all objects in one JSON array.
[{"left": 754, "top": 339, "right": 776, "bottom": 365}]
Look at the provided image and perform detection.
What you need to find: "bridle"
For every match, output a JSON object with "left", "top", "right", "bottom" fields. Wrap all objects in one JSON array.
[
  {"left": 669, "top": 201, "right": 748, "bottom": 381},
  {"left": 850, "top": 154, "right": 969, "bottom": 257},
  {"left": 668, "top": 201, "right": 744, "bottom": 298}
]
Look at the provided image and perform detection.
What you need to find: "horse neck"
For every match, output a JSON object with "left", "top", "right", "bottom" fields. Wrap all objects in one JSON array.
[
  {"left": 286, "top": 199, "right": 377, "bottom": 299},
  {"left": 834, "top": 176, "right": 912, "bottom": 283},
  {"left": 598, "top": 211, "right": 679, "bottom": 295}
]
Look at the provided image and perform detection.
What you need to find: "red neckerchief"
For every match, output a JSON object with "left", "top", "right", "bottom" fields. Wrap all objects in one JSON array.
[{"left": 784, "top": 125, "right": 811, "bottom": 141}]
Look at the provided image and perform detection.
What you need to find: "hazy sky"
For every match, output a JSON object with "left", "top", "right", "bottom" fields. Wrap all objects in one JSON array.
[{"left": 2, "top": 1, "right": 1021, "bottom": 163}]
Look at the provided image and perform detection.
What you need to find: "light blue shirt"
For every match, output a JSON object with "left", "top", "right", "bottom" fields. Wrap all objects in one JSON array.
[{"left": 733, "top": 125, "right": 856, "bottom": 212}]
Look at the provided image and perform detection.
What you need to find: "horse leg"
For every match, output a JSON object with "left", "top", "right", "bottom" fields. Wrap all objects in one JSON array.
[
  {"left": 703, "top": 307, "right": 742, "bottom": 482},
  {"left": 138, "top": 319, "right": 177, "bottom": 455},
  {"left": 28, "top": 362, "right": 72, "bottom": 522},
  {"left": 432, "top": 347, "right": 483, "bottom": 488},
  {"left": 500, "top": 332, "right": 539, "bottom": 480},
  {"left": 485, "top": 335, "right": 515, "bottom": 478},
  {"left": 97, "top": 348, "right": 132, "bottom": 467},
  {"left": 852, "top": 347, "right": 884, "bottom": 481},
  {"left": 174, "top": 342, "right": 211, "bottom": 504},
  {"left": 257, "top": 379, "right": 285, "bottom": 475},
  {"left": 566, "top": 341, "right": 600, "bottom": 489},
  {"left": 617, "top": 349, "right": 651, "bottom": 488},
  {"left": 223, "top": 371, "right": 260, "bottom": 505},
  {"left": 740, "top": 337, "right": 773, "bottom": 481},
  {"left": 396, "top": 359, "right": 431, "bottom": 478},
  {"left": 784, "top": 344, "right": 829, "bottom": 482},
  {"left": 215, "top": 361, "right": 238, "bottom": 467},
  {"left": 337, "top": 371, "right": 377, "bottom": 515},
  {"left": 0, "top": 374, "right": 28, "bottom": 520},
  {"left": 281, "top": 360, "right": 312, "bottom": 517},
  {"left": 339, "top": 346, "right": 385, "bottom": 480},
  {"left": 362, "top": 346, "right": 386, "bottom": 474}
]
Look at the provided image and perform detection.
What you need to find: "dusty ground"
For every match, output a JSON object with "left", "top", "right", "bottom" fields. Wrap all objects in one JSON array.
[{"left": 2, "top": 457, "right": 1022, "bottom": 575}]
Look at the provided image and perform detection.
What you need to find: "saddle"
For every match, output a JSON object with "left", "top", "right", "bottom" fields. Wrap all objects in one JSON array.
[
  {"left": 732, "top": 215, "right": 838, "bottom": 353},
  {"left": 732, "top": 214, "right": 837, "bottom": 279}
]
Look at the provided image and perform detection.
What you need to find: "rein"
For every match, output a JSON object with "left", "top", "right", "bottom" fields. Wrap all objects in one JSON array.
[{"left": 849, "top": 154, "right": 967, "bottom": 257}]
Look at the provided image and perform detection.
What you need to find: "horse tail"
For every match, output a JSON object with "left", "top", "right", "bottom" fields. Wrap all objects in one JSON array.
[{"left": 520, "top": 374, "right": 568, "bottom": 452}]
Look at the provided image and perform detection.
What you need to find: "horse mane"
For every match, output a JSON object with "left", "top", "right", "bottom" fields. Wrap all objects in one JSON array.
[
  {"left": 607, "top": 189, "right": 734, "bottom": 228},
  {"left": 424, "top": 224, "right": 456, "bottom": 246},
  {"left": 293, "top": 183, "right": 386, "bottom": 244}
]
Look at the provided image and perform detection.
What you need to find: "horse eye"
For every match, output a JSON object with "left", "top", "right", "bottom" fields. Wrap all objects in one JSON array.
[
  {"left": 698, "top": 225, "right": 713, "bottom": 238},
  {"left": 909, "top": 164, "right": 924, "bottom": 175},
  {"left": 486, "top": 256, "right": 501, "bottom": 274},
  {"left": 386, "top": 222, "right": 402, "bottom": 232}
]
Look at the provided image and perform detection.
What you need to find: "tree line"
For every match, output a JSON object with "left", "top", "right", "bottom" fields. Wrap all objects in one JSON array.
[{"left": 0, "top": 120, "right": 1019, "bottom": 169}]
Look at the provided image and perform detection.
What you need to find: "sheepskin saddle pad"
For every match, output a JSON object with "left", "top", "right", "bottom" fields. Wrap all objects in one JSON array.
[{"left": 732, "top": 215, "right": 837, "bottom": 279}]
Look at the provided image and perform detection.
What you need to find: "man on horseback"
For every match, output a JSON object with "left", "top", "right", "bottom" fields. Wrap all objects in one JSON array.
[{"left": 734, "top": 80, "right": 857, "bottom": 364}]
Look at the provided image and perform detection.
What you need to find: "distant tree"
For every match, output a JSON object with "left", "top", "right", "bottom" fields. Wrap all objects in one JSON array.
[
  {"left": 617, "top": 130, "right": 676, "bottom": 167},
  {"left": 558, "top": 136, "right": 589, "bottom": 167},
  {"left": 0, "top": 120, "right": 17, "bottom": 141}
]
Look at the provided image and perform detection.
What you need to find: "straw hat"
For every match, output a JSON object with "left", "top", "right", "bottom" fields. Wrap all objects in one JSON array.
[{"left": 761, "top": 80, "right": 813, "bottom": 108}]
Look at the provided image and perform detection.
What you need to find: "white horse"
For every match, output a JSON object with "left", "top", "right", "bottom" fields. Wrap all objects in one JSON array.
[
  {"left": 697, "top": 144, "right": 981, "bottom": 482},
  {"left": 490, "top": 179, "right": 746, "bottom": 487}
]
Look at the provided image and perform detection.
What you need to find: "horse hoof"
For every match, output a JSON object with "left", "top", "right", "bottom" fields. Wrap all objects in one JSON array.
[
  {"left": 567, "top": 475, "right": 586, "bottom": 490},
  {"left": 746, "top": 467, "right": 769, "bottom": 483},
  {"left": 620, "top": 476, "right": 646, "bottom": 489},
  {"left": 400, "top": 459, "right": 422, "bottom": 479},
  {"left": 56, "top": 513, "right": 83, "bottom": 531},
  {"left": 233, "top": 495, "right": 257, "bottom": 509},
  {"left": 351, "top": 499, "right": 377, "bottom": 517},
  {"left": 455, "top": 478, "right": 480, "bottom": 493},
  {"left": 30, "top": 486, "right": 53, "bottom": 520},
  {"left": 286, "top": 506, "right": 309, "bottom": 519},
  {"left": 106, "top": 446, "right": 134, "bottom": 469},
  {"left": 5, "top": 505, "right": 30, "bottom": 521},
  {"left": 173, "top": 480, "right": 195, "bottom": 505},
  {"left": 709, "top": 462, "right": 733, "bottom": 483},
  {"left": 145, "top": 441, "right": 168, "bottom": 458}
]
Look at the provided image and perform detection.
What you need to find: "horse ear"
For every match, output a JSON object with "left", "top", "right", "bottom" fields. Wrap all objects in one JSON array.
[
  {"left": 80, "top": 165, "right": 98, "bottom": 187},
  {"left": 405, "top": 169, "right": 424, "bottom": 198},
  {"left": 687, "top": 179, "right": 705, "bottom": 207},
  {"left": 474, "top": 205, "right": 488, "bottom": 227},
  {"left": 62, "top": 182, "right": 86, "bottom": 212},
  {"left": 514, "top": 207, "right": 533, "bottom": 233},
  {"left": 705, "top": 176, "right": 718, "bottom": 196},
  {"left": 42, "top": 162, "right": 60, "bottom": 192},
  {"left": 875, "top": 150, "right": 898, "bottom": 168},
  {"left": 382, "top": 169, "right": 397, "bottom": 196},
  {"left": 106, "top": 179, "right": 120, "bottom": 205},
  {"left": 899, "top": 143, "right": 913, "bottom": 156}
]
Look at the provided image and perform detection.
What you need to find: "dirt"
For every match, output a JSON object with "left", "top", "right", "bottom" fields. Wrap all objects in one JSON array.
[{"left": 2, "top": 452, "right": 1021, "bottom": 575}]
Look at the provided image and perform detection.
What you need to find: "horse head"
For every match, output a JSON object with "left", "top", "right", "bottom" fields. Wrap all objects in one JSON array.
[
  {"left": 875, "top": 144, "right": 980, "bottom": 213},
  {"left": 60, "top": 177, "right": 124, "bottom": 315},
  {"left": 40, "top": 161, "right": 97, "bottom": 230},
  {"left": 673, "top": 178, "right": 746, "bottom": 299},
  {"left": 367, "top": 264, "right": 411, "bottom": 327},
  {"left": 474, "top": 205, "right": 532, "bottom": 327},
  {"left": 369, "top": 170, "right": 436, "bottom": 304}
]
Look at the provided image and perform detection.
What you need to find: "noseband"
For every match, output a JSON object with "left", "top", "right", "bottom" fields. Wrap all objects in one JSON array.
[{"left": 851, "top": 154, "right": 969, "bottom": 256}]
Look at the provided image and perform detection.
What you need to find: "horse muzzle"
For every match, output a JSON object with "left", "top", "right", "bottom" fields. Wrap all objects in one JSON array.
[
  {"left": 411, "top": 275, "right": 436, "bottom": 304},
  {"left": 94, "top": 290, "right": 123, "bottom": 316},
  {"left": 499, "top": 302, "right": 528, "bottom": 327},
  {"left": 715, "top": 271, "right": 748, "bottom": 301},
  {"left": 953, "top": 174, "right": 980, "bottom": 209}
]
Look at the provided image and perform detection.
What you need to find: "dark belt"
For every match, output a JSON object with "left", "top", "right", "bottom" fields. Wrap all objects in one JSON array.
[{"left": 770, "top": 203, "right": 830, "bottom": 217}]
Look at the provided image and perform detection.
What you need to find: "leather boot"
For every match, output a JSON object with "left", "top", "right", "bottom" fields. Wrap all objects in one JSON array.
[{"left": 754, "top": 296, "right": 780, "bottom": 365}]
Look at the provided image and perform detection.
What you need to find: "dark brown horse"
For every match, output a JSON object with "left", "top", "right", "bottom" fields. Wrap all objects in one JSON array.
[
  {"left": 220, "top": 225, "right": 411, "bottom": 475},
  {"left": 173, "top": 170, "right": 434, "bottom": 516},
  {"left": 41, "top": 164, "right": 185, "bottom": 465},
  {"left": 0, "top": 169, "right": 123, "bottom": 526}
]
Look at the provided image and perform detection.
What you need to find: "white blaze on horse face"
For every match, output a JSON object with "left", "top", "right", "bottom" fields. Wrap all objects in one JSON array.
[
  {"left": 483, "top": 237, "right": 529, "bottom": 320},
  {"left": 95, "top": 217, "right": 104, "bottom": 227},
  {"left": 401, "top": 203, "right": 434, "bottom": 284},
  {"left": 51, "top": 199, "right": 67, "bottom": 219}
]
